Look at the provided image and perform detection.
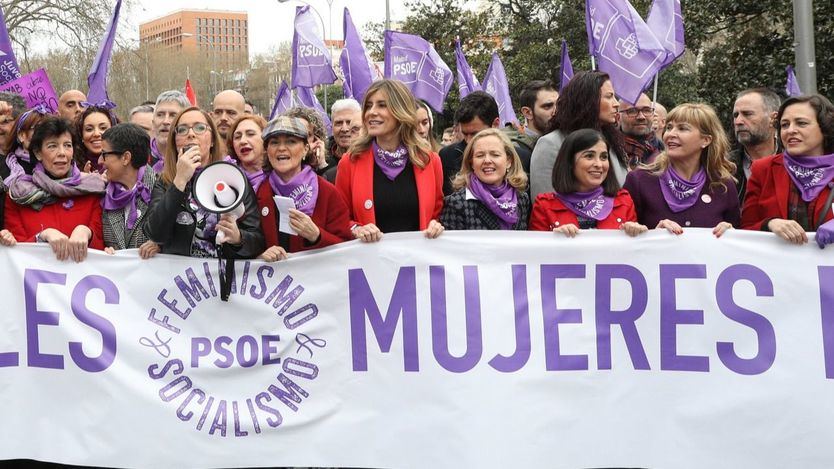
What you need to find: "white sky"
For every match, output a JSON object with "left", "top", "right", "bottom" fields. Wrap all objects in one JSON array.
[{"left": 129, "top": 0, "right": 408, "bottom": 56}]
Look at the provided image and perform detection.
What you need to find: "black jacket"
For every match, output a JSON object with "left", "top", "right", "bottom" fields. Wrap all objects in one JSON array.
[
  {"left": 144, "top": 178, "right": 265, "bottom": 258},
  {"left": 440, "top": 188, "right": 530, "bottom": 230}
]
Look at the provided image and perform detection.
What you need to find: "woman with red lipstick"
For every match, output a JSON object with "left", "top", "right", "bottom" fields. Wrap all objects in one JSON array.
[
  {"left": 335, "top": 79, "right": 444, "bottom": 242},
  {"left": 1, "top": 116, "right": 105, "bottom": 261},
  {"left": 227, "top": 114, "right": 268, "bottom": 192},
  {"left": 530, "top": 129, "right": 646, "bottom": 237},
  {"left": 75, "top": 106, "right": 117, "bottom": 174},
  {"left": 742, "top": 94, "right": 834, "bottom": 247},
  {"left": 529, "top": 71, "right": 627, "bottom": 198},
  {"left": 624, "top": 103, "right": 739, "bottom": 236}
]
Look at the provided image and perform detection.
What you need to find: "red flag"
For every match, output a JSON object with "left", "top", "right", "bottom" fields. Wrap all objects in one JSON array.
[{"left": 185, "top": 79, "right": 197, "bottom": 106}]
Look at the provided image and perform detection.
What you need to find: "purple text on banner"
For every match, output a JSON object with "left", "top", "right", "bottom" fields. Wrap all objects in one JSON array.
[{"left": 0, "top": 69, "right": 59, "bottom": 113}]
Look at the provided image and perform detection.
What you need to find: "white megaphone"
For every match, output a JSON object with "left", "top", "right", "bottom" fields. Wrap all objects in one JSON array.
[{"left": 192, "top": 161, "right": 248, "bottom": 244}]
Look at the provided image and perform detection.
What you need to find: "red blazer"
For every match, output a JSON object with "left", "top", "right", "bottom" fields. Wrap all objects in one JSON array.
[
  {"left": 335, "top": 147, "right": 444, "bottom": 230},
  {"left": 257, "top": 175, "right": 352, "bottom": 253},
  {"left": 742, "top": 153, "right": 834, "bottom": 230},
  {"left": 4, "top": 194, "right": 104, "bottom": 249},
  {"left": 529, "top": 189, "right": 637, "bottom": 231}
]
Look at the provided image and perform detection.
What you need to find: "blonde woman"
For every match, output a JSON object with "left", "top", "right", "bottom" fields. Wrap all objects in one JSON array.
[
  {"left": 335, "top": 79, "right": 444, "bottom": 242},
  {"left": 440, "top": 128, "right": 530, "bottom": 230},
  {"left": 623, "top": 103, "right": 739, "bottom": 237}
]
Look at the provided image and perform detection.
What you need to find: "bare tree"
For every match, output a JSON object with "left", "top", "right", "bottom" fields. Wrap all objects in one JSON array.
[{"left": 2, "top": 0, "right": 131, "bottom": 70}]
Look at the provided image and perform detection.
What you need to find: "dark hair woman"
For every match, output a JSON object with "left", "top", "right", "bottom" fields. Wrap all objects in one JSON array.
[
  {"left": 529, "top": 71, "right": 627, "bottom": 198},
  {"left": 530, "top": 128, "right": 646, "bottom": 237},
  {"left": 742, "top": 94, "right": 834, "bottom": 247},
  {"left": 75, "top": 105, "right": 117, "bottom": 173},
  {"left": 99, "top": 123, "right": 159, "bottom": 257},
  {"left": 1, "top": 116, "right": 105, "bottom": 261},
  {"left": 143, "top": 107, "right": 264, "bottom": 258},
  {"left": 335, "top": 79, "right": 444, "bottom": 242}
]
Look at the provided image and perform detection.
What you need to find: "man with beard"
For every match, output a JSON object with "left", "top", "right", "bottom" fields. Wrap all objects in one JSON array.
[
  {"left": 57, "top": 89, "right": 86, "bottom": 122},
  {"left": 730, "top": 88, "right": 780, "bottom": 202},
  {"left": 211, "top": 89, "right": 246, "bottom": 140},
  {"left": 619, "top": 93, "right": 664, "bottom": 169}
]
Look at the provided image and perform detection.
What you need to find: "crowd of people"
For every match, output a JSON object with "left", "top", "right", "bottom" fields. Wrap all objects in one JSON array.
[{"left": 1, "top": 71, "right": 833, "bottom": 263}]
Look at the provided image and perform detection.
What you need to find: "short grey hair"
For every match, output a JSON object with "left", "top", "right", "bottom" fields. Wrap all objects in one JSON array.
[
  {"left": 154, "top": 90, "right": 190, "bottom": 109},
  {"left": 0, "top": 92, "right": 27, "bottom": 117},
  {"left": 736, "top": 88, "right": 782, "bottom": 114},
  {"left": 331, "top": 98, "right": 361, "bottom": 115},
  {"left": 129, "top": 104, "right": 155, "bottom": 118}
]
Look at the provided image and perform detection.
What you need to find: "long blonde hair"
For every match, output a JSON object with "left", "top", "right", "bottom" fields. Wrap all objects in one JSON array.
[
  {"left": 645, "top": 103, "right": 736, "bottom": 191},
  {"left": 161, "top": 107, "right": 226, "bottom": 186},
  {"left": 348, "top": 79, "right": 433, "bottom": 168},
  {"left": 451, "top": 128, "right": 528, "bottom": 192}
]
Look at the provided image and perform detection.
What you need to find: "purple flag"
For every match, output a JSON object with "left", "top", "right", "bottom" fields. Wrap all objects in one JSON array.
[
  {"left": 455, "top": 38, "right": 481, "bottom": 99},
  {"left": 786, "top": 66, "right": 802, "bottom": 97},
  {"left": 269, "top": 80, "right": 294, "bottom": 120},
  {"left": 86, "top": 0, "right": 121, "bottom": 109},
  {"left": 585, "top": 0, "right": 668, "bottom": 105},
  {"left": 291, "top": 5, "right": 337, "bottom": 88},
  {"left": 340, "top": 8, "right": 376, "bottom": 102},
  {"left": 560, "top": 40, "right": 574, "bottom": 92},
  {"left": 0, "top": 6, "right": 21, "bottom": 86},
  {"left": 647, "top": 0, "right": 685, "bottom": 69},
  {"left": 482, "top": 53, "right": 518, "bottom": 126},
  {"left": 297, "top": 86, "right": 333, "bottom": 136},
  {"left": 383, "top": 30, "right": 453, "bottom": 112}
]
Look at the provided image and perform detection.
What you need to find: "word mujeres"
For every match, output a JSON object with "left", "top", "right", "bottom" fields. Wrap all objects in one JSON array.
[{"left": 350, "top": 263, "right": 834, "bottom": 378}]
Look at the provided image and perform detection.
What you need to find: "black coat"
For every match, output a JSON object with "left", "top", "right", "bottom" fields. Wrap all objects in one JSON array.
[
  {"left": 144, "top": 178, "right": 265, "bottom": 258},
  {"left": 439, "top": 187, "right": 530, "bottom": 230}
]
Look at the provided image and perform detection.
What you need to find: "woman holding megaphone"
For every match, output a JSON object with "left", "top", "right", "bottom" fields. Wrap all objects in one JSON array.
[
  {"left": 144, "top": 107, "right": 264, "bottom": 258},
  {"left": 256, "top": 116, "right": 352, "bottom": 262}
]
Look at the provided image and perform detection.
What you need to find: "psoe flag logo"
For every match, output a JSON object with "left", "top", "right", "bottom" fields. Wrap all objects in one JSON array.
[
  {"left": 616, "top": 33, "right": 639, "bottom": 59},
  {"left": 139, "top": 260, "right": 330, "bottom": 437}
]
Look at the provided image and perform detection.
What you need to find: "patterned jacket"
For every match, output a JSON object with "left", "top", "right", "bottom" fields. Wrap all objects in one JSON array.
[
  {"left": 439, "top": 188, "right": 530, "bottom": 231},
  {"left": 102, "top": 167, "right": 157, "bottom": 250}
]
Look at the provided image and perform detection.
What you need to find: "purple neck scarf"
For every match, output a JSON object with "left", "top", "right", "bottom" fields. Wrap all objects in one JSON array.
[
  {"left": 555, "top": 186, "right": 614, "bottom": 221},
  {"left": 468, "top": 174, "right": 519, "bottom": 229},
  {"left": 2, "top": 147, "right": 32, "bottom": 188},
  {"left": 246, "top": 169, "right": 266, "bottom": 193},
  {"left": 102, "top": 165, "right": 151, "bottom": 229},
  {"left": 659, "top": 166, "right": 706, "bottom": 213},
  {"left": 372, "top": 140, "right": 409, "bottom": 181},
  {"left": 150, "top": 138, "right": 164, "bottom": 172},
  {"left": 782, "top": 152, "right": 834, "bottom": 202},
  {"left": 269, "top": 165, "right": 319, "bottom": 216}
]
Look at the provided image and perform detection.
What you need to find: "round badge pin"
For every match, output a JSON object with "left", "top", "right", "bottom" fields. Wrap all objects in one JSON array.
[
  {"left": 701, "top": 194, "right": 712, "bottom": 204},
  {"left": 261, "top": 207, "right": 269, "bottom": 217},
  {"left": 364, "top": 199, "right": 373, "bottom": 210}
]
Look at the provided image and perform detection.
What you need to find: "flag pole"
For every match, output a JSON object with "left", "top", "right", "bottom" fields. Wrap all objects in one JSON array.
[
  {"left": 591, "top": 55, "right": 596, "bottom": 71},
  {"left": 651, "top": 74, "right": 659, "bottom": 107}
]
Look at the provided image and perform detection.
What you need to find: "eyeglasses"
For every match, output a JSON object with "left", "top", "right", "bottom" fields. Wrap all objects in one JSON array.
[
  {"left": 175, "top": 123, "right": 210, "bottom": 136},
  {"left": 619, "top": 107, "right": 654, "bottom": 117},
  {"left": 100, "top": 149, "right": 125, "bottom": 158}
]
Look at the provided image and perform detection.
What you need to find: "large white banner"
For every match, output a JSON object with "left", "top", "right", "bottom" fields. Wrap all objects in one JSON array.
[{"left": 2, "top": 230, "right": 834, "bottom": 468}]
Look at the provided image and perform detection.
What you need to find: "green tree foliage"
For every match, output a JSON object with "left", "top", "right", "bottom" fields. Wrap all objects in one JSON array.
[{"left": 390, "top": 0, "right": 831, "bottom": 130}]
